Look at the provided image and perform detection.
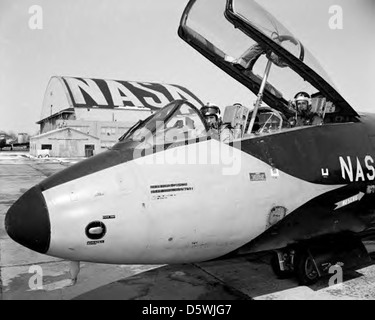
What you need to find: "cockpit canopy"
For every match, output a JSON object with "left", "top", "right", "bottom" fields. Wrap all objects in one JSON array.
[
  {"left": 178, "top": 0, "right": 359, "bottom": 122},
  {"left": 117, "top": 100, "right": 208, "bottom": 148},
  {"left": 115, "top": 0, "right": 361, "bottom": 151},
  {"left": 115, "top": 99, "right": 293, "bottom": 150}
]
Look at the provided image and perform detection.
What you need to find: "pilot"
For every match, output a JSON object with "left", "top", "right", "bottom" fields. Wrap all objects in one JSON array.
[
  {"left": 289, "top": 92, "right": 323, "bottom": 127},
  {"left": 200, "top": 103, "right": 234, "bottom": 144}
]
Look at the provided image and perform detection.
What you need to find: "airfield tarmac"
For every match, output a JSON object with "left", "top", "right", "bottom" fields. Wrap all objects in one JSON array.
[{"left": 1, "top": 151, "right": 375, "bottom": 300}]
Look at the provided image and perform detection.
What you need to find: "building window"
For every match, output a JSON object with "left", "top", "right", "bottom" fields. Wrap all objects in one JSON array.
[
  {"left": 85, "top": 144, "right": 95, "bottom": 157},
  {"left": 41, "top": 144, "right": 52, "bottom": 150}
]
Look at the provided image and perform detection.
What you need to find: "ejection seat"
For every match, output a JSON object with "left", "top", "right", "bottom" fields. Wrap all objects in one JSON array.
[{"left": 222, "top": 103, "right": 250, "bottom": 140}]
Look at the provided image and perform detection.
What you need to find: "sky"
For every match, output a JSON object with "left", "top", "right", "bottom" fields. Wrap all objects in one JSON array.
[{"left": 0, "top": 0, "right": 374, "bottom": 135}]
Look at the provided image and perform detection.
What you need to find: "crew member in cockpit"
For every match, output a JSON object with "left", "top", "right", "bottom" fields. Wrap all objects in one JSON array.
[
  {"left": 289, "top": 92, "right": 323, "bottom": 127},
  {"left": 200, "top": 103, "right": 234, "bottom": 144}
]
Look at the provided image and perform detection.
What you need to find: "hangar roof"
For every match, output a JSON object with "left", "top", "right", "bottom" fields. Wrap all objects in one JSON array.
[{"left": 31, "top": 127, "right": 100, "bottom": 141}]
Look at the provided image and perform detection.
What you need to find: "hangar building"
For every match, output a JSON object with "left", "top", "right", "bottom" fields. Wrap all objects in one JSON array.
[
  {"left": 30, "top": 76, "right": 203, "bottom": 158},
  {"left": 29, "top": 127, "right": 100, "bottom": 158}
]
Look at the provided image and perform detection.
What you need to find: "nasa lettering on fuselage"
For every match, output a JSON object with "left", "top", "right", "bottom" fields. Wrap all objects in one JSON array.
[{"left": 339, "top": 155, "right": 375, "bottom": 182}]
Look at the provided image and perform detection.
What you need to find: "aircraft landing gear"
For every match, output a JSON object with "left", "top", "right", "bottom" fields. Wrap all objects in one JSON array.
[
  {"left": 293, "top": 249, "right": 320, "bottom": 285},
  {"left": 270, "top": 236, "right": 370, "bottom": 286},
  {"left": 270, "top": 250, "right": 295, "bottom": 279},
  {"left": 271, "top": 248, "right": 320, "bottom": 285}
]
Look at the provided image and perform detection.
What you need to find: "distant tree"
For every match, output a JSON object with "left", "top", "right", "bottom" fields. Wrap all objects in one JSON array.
[
  {"left": 0, "top": 138, "right": 5, "bottom": 150},
  {"left": 7, "top": 131, "right": 17, "bottom": 141}
]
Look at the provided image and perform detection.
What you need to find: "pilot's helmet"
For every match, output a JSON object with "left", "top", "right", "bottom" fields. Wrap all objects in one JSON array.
[
  {"left": 200, "top": 103, "right": 221, "bottom": 129},
  {"left": 294, "top": 92, "right": 311, "bottom": 114}
]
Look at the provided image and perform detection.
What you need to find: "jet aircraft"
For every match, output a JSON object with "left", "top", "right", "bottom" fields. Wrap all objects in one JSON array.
[{"left": 5, "top": 0, "right": 375, "bottom": 285}]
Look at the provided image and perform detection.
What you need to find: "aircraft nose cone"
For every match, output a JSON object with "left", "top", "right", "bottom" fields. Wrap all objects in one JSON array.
[{"left": 5, "top": 186, "right": 50, "bottom": 254}]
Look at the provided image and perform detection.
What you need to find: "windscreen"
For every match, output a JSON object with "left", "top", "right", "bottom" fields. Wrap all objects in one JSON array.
[
  {"left": 119, "top": 101, "right": 177, "bottom": 142},
  {"left": 116, "top": 100, "right": 207, "bottom": 147}
]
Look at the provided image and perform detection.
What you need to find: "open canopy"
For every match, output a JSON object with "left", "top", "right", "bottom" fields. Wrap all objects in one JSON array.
[{"left": 178, "top": 0, "right": 358, "bottom": 119}]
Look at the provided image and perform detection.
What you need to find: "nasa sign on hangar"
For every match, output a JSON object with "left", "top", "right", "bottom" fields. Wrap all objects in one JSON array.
[{"left": 30, "top": 76, "right": 203, "bottom": 158}]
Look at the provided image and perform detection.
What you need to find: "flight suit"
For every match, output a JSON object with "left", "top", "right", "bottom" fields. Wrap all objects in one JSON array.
[
  {"left": 208, "top": 125, "right": 234, "bottom": 144},
  {"left": 290, "top": 112, "right": 323, "bottom": 127}
]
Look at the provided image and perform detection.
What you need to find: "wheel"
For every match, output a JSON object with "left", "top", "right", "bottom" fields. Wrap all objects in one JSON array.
[
  {"left": 45, "top": 154, "right": 50, "bottom": 158},
  {"left": 270, "top": 251, "right": 294, "bottom": 279},
  {"left": 37, "top": 155, "right": 42, "bottom": 158},
  {"left": 294, "top": 249, "right": 320, "bottom": 285}
]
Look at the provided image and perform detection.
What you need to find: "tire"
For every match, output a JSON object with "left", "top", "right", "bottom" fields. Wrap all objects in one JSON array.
[
  {"left": 270, "top": 251, "right": 294, "bottom": 279},
  {"left": 294, "top": 249, "right": 320, "bottom": 285}
]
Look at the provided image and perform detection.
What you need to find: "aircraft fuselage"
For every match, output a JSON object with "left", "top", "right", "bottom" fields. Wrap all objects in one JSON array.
[{"left": 5, "top": 112, "right": 375, "bottom": 264}]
